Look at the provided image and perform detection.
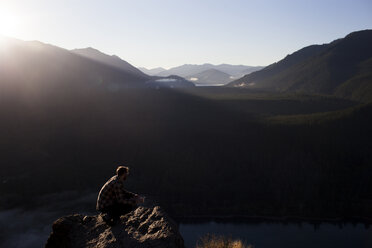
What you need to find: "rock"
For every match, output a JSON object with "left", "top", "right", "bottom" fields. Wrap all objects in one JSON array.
[{"left": 45, "top": 206, "right": 184, "bottom": 248}]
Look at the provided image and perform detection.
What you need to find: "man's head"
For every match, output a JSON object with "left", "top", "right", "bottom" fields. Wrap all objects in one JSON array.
[{"left": 116, "top": 166, "right": 129, "bottom": 181}]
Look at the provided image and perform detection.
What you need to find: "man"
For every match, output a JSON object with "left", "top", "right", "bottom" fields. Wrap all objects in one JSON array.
[{"left": 97, "top": 165, "right": 145, "bottom": 225}]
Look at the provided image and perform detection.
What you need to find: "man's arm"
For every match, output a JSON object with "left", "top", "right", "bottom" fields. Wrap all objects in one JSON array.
[
  {"left": 123, "top": 189, "right": 137, "bottom": 198},
  {"left": 114, "top": 183, "right": 136, "bottom": 205},
  {"left": 123, "top": 189, "right": 145, "bottom": 204}
]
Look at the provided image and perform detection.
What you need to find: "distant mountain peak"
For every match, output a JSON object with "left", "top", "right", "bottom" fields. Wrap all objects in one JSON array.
[
  {"left": 155, "top": 63, "right": 263, "bottom": 78},
  {"left": 185, "top": 68, "right": 233, "bottom": 85},
  {"left": 138, "top": 67, "right": 167, "bottom": 76},
  {"left": 74, "top": 47, "right": 103, "bottom": 54},
  {"left": 85, "top": 46, "right": 98, "bottom": 51},
  {"left": 71, "top": 47, "right": 148, "bottom": 78},
  {"left": 200, "top": 68, "right": 230, "bottom": 74}
]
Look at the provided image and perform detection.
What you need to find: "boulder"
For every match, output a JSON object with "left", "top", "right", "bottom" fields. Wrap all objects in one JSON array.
[{"left": 45, "top": 206, "right": 184, "bottom": 248}]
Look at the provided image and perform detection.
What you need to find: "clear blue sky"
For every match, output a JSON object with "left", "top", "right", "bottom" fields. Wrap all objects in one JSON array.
[{"left": 0, "top": 0, "right": 371, "bottom": 68}]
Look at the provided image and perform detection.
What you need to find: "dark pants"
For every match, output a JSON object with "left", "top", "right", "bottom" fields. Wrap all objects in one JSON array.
[{"left": 101, "top": 203, "right": 134, "bottom": 221}]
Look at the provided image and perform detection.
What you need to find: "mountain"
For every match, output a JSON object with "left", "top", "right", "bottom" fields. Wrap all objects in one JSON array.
[
  {"left": 155, "top": 63, "right": 263, "bottom": 78},
  {"left": 155, "top": 64, "right": 214, "bottom": 77},
  {"left": 138, "top": 67, "right": 167, "bottom": 75},
  {"left": 0, "top": 38, "right": 194, "bottom": 90},
  {"left": 146, "top": 75, "right": 195, "bottom": 88},
  {"left": 0, "top": 37, "right": 150, "bottom": 91},
  {"left": 228, "top": 44, "right": 329, "bottom": 88},
  {"left": 71, "top": 47, "right": 148, "bottom": 78},
  {"left": 186, "top": 68, "right": 232, "bottom": 85},
  {"left": 228, "top": 30, "right": 372, "bottom": 102},
  {"left": 240, "top": 66, "right": 266, "bottom": 76},
  {"left": 214, "top": 64, "right": 264, "bottom": 77},
  {"left": 71, "top": 48, "right": 194, "bottom": 88},
  {"left": 334, "top": 58, "right": 372, "bottom": 102}
]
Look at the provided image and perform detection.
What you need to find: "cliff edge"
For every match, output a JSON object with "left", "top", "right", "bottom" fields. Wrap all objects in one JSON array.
[{"left": 45, "top": 206, "right": 184, "bottom": 248}]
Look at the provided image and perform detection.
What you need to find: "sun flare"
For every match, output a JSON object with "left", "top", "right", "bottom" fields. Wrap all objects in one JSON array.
[{"left": 0, "top": 11, "right": 21, "bottom": 37}]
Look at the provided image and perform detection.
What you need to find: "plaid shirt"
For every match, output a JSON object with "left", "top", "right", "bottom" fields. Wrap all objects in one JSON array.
[{"left": 96, "top": 175, "right": 136, "bottom": 211}]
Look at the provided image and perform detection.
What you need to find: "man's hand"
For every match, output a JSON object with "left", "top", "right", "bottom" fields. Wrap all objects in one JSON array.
[{"left": 135, "top": 195, "right": 145, "bottom": 204}]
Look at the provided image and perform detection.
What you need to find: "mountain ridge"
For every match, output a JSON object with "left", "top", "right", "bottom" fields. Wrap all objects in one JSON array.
[
  {"left": 71, "top": 47, "right": 148, "bottom": 79},
  {"left": 138, "top": 67, "right": 167, "bottom": 75},
  {"left": 0, "top": 37, "right": 150, "bottom": 91},
  {"left": 186, "top": 68, "right": 232, "bottom": 85},
  {"left": 228, "top": 29, "right": 372, "bottom": 102},
  {"left": 153, "top": 63, "right": 263, "bottom": 78},
  {"left": 0, "top": 37, "right": 195, "bottom": 90}
]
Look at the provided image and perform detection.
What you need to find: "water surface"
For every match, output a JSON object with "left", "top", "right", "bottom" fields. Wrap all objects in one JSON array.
[{"left": 179, "top": 221, "right": 372, "bottom": 248}]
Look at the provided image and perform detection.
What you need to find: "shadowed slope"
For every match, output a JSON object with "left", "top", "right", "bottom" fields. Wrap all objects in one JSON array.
[{"left": 228, "top": 30, "right": 372, "bottom": 102}]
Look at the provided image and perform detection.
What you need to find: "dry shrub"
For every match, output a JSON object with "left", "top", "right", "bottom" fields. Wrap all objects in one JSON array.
[{"left": 196, "top": 234, "right": 252, "bottom": 248}]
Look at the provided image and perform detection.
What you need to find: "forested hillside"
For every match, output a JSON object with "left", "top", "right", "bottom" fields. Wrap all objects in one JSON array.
[
  {"left": 229, "top": 30, "right": 372, "bottom": 103},
  {"left": 0, "top": 84, "right": 370, "bottom": 219}
]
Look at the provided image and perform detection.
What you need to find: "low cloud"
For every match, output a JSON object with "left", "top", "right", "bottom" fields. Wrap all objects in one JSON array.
[{"left": 155, "top": 78, "right": 178, "bottom": 83}]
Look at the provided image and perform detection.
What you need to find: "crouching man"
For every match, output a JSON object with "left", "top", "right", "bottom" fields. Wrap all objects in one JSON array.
[{"left": 97, "top": 165, "right": 145, "bottom": 225}]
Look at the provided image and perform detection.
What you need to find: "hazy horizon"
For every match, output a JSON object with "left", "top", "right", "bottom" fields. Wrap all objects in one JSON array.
[{"left": 0, "top": 0, "right": 371, "bottom": 69}]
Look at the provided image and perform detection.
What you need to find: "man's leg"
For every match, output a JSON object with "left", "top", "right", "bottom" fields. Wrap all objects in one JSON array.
[
  {"left": 100, "top": 204, "right": 135, "bottom": 225},
  {"left": 100, "top": 206, "right": 116, "bottom": 225},
  {"left": 111, "top": 203, "right": 135, "bottom": 222}
]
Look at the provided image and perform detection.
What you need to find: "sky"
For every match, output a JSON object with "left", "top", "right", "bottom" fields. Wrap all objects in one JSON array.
[{"left": 0, "top": 0, "right": 371, "bottom": 69}]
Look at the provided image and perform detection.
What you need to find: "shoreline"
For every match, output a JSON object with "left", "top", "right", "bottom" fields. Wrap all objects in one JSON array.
[{"left": 174, "top": 214, "right": 372, "bottom": 225}]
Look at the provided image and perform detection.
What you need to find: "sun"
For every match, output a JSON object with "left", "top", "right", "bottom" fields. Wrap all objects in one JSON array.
[{"left": 0, "top": 11, "right": 21, "bottom": 37}]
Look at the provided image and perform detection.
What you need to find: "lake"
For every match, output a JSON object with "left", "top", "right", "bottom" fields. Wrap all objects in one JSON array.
[
  {"left": 179, "top": 220, "right": 372, "bottom": 248},
  {"left": 194, "top": 83, "right": 226, "bottom": 86}
]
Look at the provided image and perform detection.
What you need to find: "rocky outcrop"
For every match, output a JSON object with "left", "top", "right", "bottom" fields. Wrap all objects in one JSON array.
[{"left": 45, "top": 206, "right": 184, "bottom": 248}]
